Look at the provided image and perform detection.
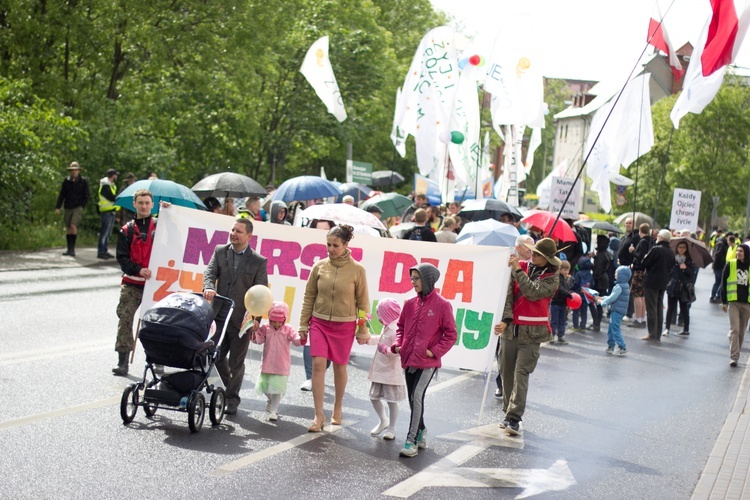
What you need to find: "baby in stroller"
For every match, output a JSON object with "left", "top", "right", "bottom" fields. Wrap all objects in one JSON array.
[{"left": 120, "top": 292, "right": 234, "bottom": 433}]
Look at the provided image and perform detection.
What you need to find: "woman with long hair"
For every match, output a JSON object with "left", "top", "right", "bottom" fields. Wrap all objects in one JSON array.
[{"left": 664, "top": 240, "right": 695, "bottom": 337}]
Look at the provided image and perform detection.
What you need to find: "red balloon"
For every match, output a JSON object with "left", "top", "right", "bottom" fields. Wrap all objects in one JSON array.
[
  {"left": 469, "top": 55, "right": 481, "bottom": 66},
  {"left": 566, "top": 292, "right": 582, "bottom": 309}
]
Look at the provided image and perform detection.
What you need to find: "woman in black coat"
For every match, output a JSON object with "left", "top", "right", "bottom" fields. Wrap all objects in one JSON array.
[{"left": 664, "top": 240, "right": 695, "bottom": 336}]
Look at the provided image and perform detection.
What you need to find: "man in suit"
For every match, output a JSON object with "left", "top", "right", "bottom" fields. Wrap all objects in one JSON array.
[{"left": 203, "top": 218, "right": 268, "bottom": 415}]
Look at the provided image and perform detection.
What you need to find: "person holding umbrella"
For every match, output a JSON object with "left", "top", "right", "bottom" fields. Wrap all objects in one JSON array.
[{"left": 664, "top": 240, "right": 695, "bottom": 337}]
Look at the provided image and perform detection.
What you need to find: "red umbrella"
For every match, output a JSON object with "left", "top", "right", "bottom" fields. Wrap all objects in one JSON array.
[{"left": 520, "top": 210, "right": 578, "bottom": 242}]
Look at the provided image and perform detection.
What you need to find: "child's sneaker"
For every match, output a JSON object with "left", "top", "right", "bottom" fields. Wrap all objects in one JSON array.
[
  {"left": 606, "top": 347, "right": 614, "bottom": 355},
  {"left": 399, "top": 442, "right": 418, "bottom": 457},
  {"left": 416, "top": 428, "right": 428, "bottom": 449},
  {"left": 557, "top": 337, "right": 569, "bottom": 345},
  {"left": 268, "top": 411, "right": 278, "bottom": 421},
  {"left": 615, "top": 347, "right": 628, "bottom": 356}
]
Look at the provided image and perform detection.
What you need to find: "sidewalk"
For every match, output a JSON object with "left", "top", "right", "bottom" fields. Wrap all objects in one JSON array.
[
  {"left": 692, "top": 359, "right": 750, "bottom": 499},
  {"left": 0, "top": 246, "right": 119, "bottom": 272}
]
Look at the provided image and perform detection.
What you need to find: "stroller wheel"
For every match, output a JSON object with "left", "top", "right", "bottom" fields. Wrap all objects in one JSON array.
[
  {"left": 188, "top": 393, "right": 206, "bottom": 433},
  {"left": 144, "top": 402, "right": 158, "bottom": 417},
  {"left": 120, "top": 384, "right": 140, "bottom": 424},
  {"left": 209, "top": 389, "right": 226, "bottom": 426}
]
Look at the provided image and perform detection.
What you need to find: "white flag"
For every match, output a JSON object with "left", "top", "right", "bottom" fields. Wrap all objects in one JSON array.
[
  {"left": 449, "top": 64, "right": 481, "bottom": 190},
  {"left": 486, "top": 14, "right": 545, "bottom": 128},
  {"left": 585, "top": 73, "right": 653, "bottom": 213},
  {"left": 300, "top": 36, "right": 347, "bottom": 122},
  {"left": 524, "top": 127, "right": 542, "bottom": 173},
  {"left": 390, "top": 87, "right": 407, "bottom": 157}
]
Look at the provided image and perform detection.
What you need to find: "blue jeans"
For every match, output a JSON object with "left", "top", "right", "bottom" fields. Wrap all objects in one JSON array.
[
  {"left": 550, "top": 304, "right": 567, "bottom": 338},
  {"left": 607, "top": 311, "right": 626, "bottom": 349},
  {"left": 573, "top": 302, "right": 586, "bottom": 328},
  {"left": 711, "top": 268, "right": 723, "bottom": 300},
  {"left": 98, "top": 211, "right": 117, "bottom": 255}
]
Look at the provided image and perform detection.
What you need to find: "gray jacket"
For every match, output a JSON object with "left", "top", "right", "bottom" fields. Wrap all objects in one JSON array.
[{"left": 203, "top": 244, "right": 269, "bottom": 330}]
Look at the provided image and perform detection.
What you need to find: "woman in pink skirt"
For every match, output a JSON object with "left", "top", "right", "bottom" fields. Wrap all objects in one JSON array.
[{"left": 298, "top": 224, "right": 371, "bottom": 432}]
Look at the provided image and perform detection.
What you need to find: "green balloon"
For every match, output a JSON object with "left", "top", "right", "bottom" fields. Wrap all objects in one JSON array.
[{"left": 450, "top": 131, "right": 465, "bottom": 144}]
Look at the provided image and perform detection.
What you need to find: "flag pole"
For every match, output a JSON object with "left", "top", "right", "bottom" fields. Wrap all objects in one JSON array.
[{"left": 653, "top": 127, "right": 675, "bottom": 224}]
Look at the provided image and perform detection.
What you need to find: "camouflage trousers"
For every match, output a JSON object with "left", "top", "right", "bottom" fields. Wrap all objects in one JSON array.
[{"left": 115, "top": 284, "right": 143, "bottom": 353}]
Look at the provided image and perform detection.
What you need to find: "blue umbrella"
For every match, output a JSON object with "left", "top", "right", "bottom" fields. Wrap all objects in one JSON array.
[
  {"left": 115, "top": 179, "right": 207, "bottom": 215},
  {"left": 271, "top": 176, "right": 341, "bottom": 202},
  {"left": 456, "top": 219, "right": 520, "bottom": 247},
  {"left": 336, "top": 183, "right": 372, "bottom": 203}
]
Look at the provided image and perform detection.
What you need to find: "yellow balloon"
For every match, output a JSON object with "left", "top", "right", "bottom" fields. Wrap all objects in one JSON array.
[{"left": 244, "top": 285, "right": 274, "bottom": 317}]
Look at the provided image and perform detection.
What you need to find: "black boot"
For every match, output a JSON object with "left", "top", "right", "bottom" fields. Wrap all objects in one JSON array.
[
  {"left": 63, "top": 235, "right": 76, "bottom": 256},
  {"left": 112, "top": 352, "right": 129, "bottom": 376}
]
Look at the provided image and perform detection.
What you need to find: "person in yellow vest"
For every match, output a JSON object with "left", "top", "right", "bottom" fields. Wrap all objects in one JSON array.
[
  {"left": 726, "top": 234, "right": 738, "bottom": 262},
  {"left": 97, "top": 168, "right": 119, "bottom": 259},
  {"left": 721, "top": 243, "right": 750, "bottom": 367}
]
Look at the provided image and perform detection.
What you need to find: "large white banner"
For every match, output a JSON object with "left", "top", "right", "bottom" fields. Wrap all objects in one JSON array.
[
  {"left": 669, "top": 188, "right": 701, "bottom": 232},
  {"left": 142, "top": 206, "right": 511, "bottom": 372}
]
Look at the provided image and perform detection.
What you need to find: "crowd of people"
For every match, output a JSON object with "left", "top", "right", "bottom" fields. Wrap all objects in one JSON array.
[{"left": 55, "top": 162, "right": 750, "bottom": 451}]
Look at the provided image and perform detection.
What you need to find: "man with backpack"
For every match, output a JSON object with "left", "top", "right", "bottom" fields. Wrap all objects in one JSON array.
[{"left": 403, "top": 209, "right": 437, "bottom": 242}]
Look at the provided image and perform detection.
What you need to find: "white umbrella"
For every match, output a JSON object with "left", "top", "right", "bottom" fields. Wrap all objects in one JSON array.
[{"left": 297, "top": 203, "right": 386, "bottom": 230}]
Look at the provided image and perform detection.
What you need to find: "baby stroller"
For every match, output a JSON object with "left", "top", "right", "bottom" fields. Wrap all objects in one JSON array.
[{"left": 120, "top": 292, "right": 234, "bottom": 433}]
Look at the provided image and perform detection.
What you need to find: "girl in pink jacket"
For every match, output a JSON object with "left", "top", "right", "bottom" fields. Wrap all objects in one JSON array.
[
  {"left": 367, "top": 298, "right": 407, "bottom": 441},
  {"left": 391, "top": 263, "right": 457, "bottom": 458},
  {"left": 252, "top": 302, "right": 307, "bottom": 421}
]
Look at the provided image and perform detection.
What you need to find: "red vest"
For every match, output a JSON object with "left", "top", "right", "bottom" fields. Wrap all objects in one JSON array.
[
  {"left": 121, "top": 217, "right": 156, "bottom": 286},
  {"left": 512, "top": 260, "right": 555, "bottom": 326}
]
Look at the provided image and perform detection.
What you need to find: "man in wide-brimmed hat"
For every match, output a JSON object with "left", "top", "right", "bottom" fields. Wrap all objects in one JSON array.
[
  {"left": 55, "top": 161, "right": 90, "bottom": 257},
  {"left": 494, "top": 237, "right": 560, "bottom": 437}
]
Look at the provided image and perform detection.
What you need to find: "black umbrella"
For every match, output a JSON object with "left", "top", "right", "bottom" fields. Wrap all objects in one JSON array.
[
  {"left": 670, "top": 236, "right": 713, "bottom": 268},
  {"left": 191, "top": 172, "right": 268, "bottom": 198},
  {"left": 574, "top": 219, "right": 623, "bottom": 234},
  {"left": 457, "top": 199, "right": 523, "bottom": 222},
  {"left": 369, "top": 170, "right": 405, "bottom": 187}
]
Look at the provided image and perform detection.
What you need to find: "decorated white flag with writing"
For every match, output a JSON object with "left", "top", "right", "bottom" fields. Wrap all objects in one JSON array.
[
  {"left": 449, "top": 64, "right": 481, "bottom": 190},
  {"left": 300, "top": 36, "right": 347, "bottom": 122}
]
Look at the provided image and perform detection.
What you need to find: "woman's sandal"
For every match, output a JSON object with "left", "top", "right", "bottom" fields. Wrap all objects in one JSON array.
[
  {"left": 308, "top": 418, "right": 326, "bottom": 433},
  {"left": 331, "top": 414, "right": 342, "bottom": 426}
]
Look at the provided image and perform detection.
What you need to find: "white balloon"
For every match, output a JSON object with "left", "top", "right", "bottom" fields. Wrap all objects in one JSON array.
[
  {"left": 438, "top": 130, "right": 452, "bottom": 144},
  {"left": 244, "top": 285, "right": 274, "bottom": 316}
]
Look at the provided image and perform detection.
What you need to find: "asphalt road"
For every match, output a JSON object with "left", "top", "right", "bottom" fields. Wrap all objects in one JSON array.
[{"left": 0, "top": 248, "right": 742, "bottom": 499}]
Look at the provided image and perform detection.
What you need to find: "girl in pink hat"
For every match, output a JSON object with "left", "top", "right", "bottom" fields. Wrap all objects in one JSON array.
[
  {"left": 252, "top": 301, "right": 307, "bottom": 421},
  {"left": 366, "top": 298, "right": 407, "bottom": 441}
]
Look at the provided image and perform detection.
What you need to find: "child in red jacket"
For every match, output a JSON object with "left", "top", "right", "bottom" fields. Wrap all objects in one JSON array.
[{"left": 391, "top": 263, "right": 457, "bottom": 458}]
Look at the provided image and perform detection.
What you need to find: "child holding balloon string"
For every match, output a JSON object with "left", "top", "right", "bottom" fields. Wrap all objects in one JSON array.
[
  {"left": 549, "top": 260, "right": 574, "bottom": 344},
  {"left": 596, "top": 266, "right": 631, "bottom": 356},
  {"left": 248, "top": 301, "right": 307, "bottom": 420}
]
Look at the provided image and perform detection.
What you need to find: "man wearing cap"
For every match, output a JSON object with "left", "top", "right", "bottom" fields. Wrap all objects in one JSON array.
[
  {"left": 494, "top": 238, "right": 560, "bottom": 437},
  {"left": 97, "top": 168, "right": 119, "bottom": 259},
  {"left": 55, "top": 161, "right": 90, "bottom": 257}
]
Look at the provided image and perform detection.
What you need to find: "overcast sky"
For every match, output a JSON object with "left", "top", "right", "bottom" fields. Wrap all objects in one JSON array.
[{"left": 430, "top": 0, "right": 749, "bottom": 84}]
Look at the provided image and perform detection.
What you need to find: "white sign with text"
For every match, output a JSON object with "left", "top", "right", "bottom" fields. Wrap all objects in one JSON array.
[
  {"left": 669, "top": 188, "right": 701, "bottom": 232},
  {"left": 549, "top": 177, "right": 581, "bottom": 219}
]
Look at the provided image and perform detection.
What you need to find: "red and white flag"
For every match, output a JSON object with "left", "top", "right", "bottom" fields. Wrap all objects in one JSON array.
[
  {"left": 702, "top": 0, "right": 750, "bottom": 76},
  {"left": 671, "top": 0, "right": 750, "bottom": 128},
  {"left": 647, "top": 2, "right": 684, "bottom": 79}
]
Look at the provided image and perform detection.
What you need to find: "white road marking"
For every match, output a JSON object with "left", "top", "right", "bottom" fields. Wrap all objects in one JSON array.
[
  {"left": 383, "top": 424, "right": 575, "bottom": 498},
  {"left": 210, "top": 420, "right": 351, "bottom": 477},
  {"left": 208, "top": 371, "right": 481, "bottom": 477},
  {"left": 0, "top": 396, "right": 120, "bottom": 431},
  {"left": 0, "top": 340, "right": 111, "bottom": 366}
]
